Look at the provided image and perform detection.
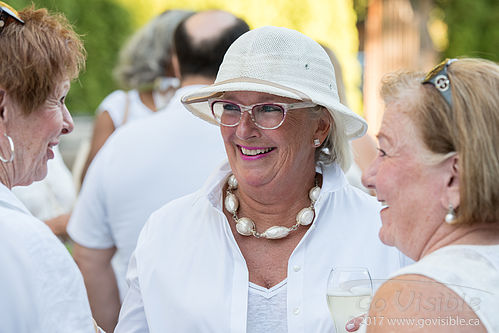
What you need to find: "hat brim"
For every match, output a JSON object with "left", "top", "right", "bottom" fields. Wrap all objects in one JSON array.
[{"left": 182, "top": 77, "right": 367, "bottom": 140}]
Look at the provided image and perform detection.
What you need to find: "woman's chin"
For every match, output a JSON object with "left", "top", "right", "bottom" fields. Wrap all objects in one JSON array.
[{"left": 378, "top": 226, "right": 395, "bottom": 247}]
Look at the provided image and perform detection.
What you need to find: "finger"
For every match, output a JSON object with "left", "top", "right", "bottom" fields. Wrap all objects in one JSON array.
[{"left": 346, "top": 315, "right": 365, "bottom": 332}]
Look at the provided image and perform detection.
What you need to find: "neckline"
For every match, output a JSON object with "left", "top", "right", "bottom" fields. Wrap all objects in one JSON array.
[{"left": 249, "top": 278, "right": 288, "bottom": 298}]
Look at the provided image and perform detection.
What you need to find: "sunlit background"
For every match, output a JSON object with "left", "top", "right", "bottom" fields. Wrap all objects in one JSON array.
[{"left": 9, "top": 0, "right": 498, "bottom": 141}]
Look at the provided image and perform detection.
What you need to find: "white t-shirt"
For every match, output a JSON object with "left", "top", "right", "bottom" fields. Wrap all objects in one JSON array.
[
  {"left": 391, "top": 244, "right": 499, "bottom": 332},
  {"left": 0, "top": 183, "right": 94, "bottom": 332},
  {"left": 12, "top": 145, "right": 76, "bottom": 221},
  {"left": 247, "top": 280, "right": 288, "bottom": 333},
  {"left": 115, "top": 162, "right": 408, "bottom": 333},
  {"left": 68, "top": 85, "right": 227, "bottom": 300},
  {"left": 97, "top": 89, "right": 154, "bottom": 128}
]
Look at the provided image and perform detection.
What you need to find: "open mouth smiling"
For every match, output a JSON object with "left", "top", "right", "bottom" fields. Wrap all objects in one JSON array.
[{"left": 238, "top": 145, "right": 275, "bottom": 157}]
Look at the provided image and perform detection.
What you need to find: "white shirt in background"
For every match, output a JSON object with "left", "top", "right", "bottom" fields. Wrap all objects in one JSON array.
[
  {"left": 68, "top": 85, "right": 227, "bottom": 300},
  {"left": 12, "top": 145, "right": 76, "bottom": 221},
  {"left": 97, "top": 89, "right": 154, "bottom": 127}
]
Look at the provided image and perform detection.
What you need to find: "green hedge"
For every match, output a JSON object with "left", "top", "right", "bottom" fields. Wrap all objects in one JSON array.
[
  {"left": 9, "top": 0, "right": 134, "bottom": 115},
  {"left": 435, "top": 0, "right": 498, "bottom": 61}
]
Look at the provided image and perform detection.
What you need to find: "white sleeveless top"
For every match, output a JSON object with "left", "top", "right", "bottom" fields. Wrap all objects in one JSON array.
[
  {"left": 97, "top": 89, "right": 154, "bottom": 127},
  {"left": 247, "top": 279, "right": 288, "bottom": 333},
  {"left": 390, "top": 244, "right": 499, "bottom": 332}
]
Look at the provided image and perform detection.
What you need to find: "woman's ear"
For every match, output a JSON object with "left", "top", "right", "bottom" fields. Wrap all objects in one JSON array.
[
  {"left": 440, "top": 154, "right": 460, "bottom": 210},
  {"left": 314, "top": 109, "right": 331, "bottom": 143}
]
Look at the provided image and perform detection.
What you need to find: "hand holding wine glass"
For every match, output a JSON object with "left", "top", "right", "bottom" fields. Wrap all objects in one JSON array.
[{"left": 326, "top": 267, "right": 373, "bottom": 333}]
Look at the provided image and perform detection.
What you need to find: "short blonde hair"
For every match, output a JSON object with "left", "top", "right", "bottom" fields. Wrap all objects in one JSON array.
[
  {"left": 381, "top": 58, "right": 499, "bottom": 225},
  {"left": 0, "top": 6, "right": 85, "bottom": 115}
]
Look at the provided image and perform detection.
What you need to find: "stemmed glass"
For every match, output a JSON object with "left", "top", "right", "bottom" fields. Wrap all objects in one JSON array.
[{"left": 326, "top": 267, "right": 373, "bottom": 333}]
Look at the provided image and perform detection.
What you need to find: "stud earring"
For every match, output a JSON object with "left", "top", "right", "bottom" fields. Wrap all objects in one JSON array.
[
  {"left": 313, "top": 139, "right": 321, "bottom": 147},
  {"left": 445, "top": 204, "right": 457, "bottom": 224}
]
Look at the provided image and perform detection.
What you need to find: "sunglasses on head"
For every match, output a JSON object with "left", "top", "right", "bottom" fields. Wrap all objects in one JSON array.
[
  {"left": 0, "top": 1, "right": 24, "bottom": 34},
  {"left": 422, "top": 58, "right": 458, "bottom": 108}
]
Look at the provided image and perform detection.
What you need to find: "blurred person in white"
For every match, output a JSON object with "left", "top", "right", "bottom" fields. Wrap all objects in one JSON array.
[
  {"left": 361, "top": 58, "right": 499, "bottom": 332},
  {"left": 12, "top": 145, "right": 75, "bottom": 240},
  {"left": 0, "top": 2, "right": 100, "bottom": 332},
  {"left": 79, "top": 9, "right": 194, "bottom": 183},
  {"left": 68, "top": 10, "right": 250, "bottom": 332},
  {"left": 115, "top": 26, "right": 407, "bottom": 332},
  {"left": 322, "top": 45, "right": 377, "bottom": 194}
]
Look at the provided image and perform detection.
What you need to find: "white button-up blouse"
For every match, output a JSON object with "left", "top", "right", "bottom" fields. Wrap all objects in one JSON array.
[{"left": 116, "top": 162, "right": 407, "bottom": 332}]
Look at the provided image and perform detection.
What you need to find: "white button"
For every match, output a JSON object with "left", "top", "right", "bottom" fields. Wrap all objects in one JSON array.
[
  {"left": 293, "top": 265, "right": 301, "bottom": 272},
  {"left": 293, "top": 307, "right": 300, "bottom": 315}
]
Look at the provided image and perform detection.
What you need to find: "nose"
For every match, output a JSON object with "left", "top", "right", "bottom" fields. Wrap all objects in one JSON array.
[
  {"left": 61, "top": 106, "right": 74, "bottom": 135},
  {"left": 235, "top": 109, "right": 259, "bottom": 140},
  {"left": 361, "top": 158, "right": 378, "bottom": 191}
]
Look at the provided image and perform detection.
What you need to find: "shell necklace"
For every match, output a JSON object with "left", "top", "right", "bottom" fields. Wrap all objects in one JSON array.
[{"left": 224, "top": 174, "right": 321, "bottom": 239}]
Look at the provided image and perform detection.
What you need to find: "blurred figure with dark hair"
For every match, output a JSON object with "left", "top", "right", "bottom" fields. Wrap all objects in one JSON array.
[
  {"left": 80, "top": 9, "right": 193, "bottom": 183},
  {"left": 69, "top": 10, "right": 249, "bottom": 332}
]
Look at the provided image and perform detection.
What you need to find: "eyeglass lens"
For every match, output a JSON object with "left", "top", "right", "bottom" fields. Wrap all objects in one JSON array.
[{"left": 212, "top": 101, "right": 285, "bottom": 129}]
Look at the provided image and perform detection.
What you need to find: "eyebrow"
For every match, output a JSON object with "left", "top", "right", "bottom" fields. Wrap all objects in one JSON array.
[{"left": 376, "top": 132, "right": 392, "bottom": 147}]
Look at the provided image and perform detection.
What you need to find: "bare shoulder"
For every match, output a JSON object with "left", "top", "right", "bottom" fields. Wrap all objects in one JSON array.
[{"left": 365, "top": 274, "right": 485, "bottom": 333}]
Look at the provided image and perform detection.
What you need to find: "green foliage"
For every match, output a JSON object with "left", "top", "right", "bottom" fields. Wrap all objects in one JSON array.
[
  {"left": 435, "top": 0, "right": 498, "bottom": 61},
  {"left": 9, "top": 0, "right": 134, "bottom": 114},
  {"left": 353, "top": 0, "right": 369, "bottom": 22}
]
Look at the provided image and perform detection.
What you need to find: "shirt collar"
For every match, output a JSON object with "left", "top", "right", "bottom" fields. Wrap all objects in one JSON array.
[
  {"left": 0, "top": 182, "right": 32, "bottom": 215},
  {"left": 204, "top": 161, "right": 349, "bottom": 210}
]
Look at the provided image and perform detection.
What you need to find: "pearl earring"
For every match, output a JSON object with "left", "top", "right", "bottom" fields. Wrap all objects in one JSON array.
[
  {"left": 445, "top": 204, "right": 457, "bottom": 224},
  {"left": 313, "top": 139, "right": 321, "bottom": 147}
]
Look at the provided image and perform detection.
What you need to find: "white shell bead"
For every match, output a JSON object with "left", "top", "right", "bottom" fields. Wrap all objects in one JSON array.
[
  {"left": 228, "top": 175, "right": 238, "bottom": 189},
  {"left": 309, "top": 186, "right": 321, "bottom": 202},
  {"left": 261, "top": 226, "right": 290, "bottom": 239},
  {"left": 236, "top": 217, "right": 255, "bottom": 236},
  {"left": 296, "top": 207, "right": 315, "bottom": 225},
  {"left": 224, "top": 193, "right": 239, "bottom": 214}
]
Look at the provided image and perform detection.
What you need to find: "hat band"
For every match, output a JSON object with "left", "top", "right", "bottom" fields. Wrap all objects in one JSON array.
[{"left": 183, "top": 76, "right": 313, "bottom": 105}]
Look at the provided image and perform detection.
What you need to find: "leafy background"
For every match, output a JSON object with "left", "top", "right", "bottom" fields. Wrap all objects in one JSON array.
[{"left": 8, "top": 0, "right": 498, "bottom": 116}]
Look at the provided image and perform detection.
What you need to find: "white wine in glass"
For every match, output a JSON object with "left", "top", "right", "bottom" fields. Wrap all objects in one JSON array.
[{"left": 326, "top": 267, "right": 373, "bottom": 333}]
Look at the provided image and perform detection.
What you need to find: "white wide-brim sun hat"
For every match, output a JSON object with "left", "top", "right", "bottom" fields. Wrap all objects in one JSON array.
[{"left": 181, "top": 26, "right": 367, "bottom": 140}]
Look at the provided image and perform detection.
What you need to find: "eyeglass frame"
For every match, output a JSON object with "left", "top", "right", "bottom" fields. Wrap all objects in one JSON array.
[
  {"left": 0, "top": 2, "right": 24, "bottom": 34},
  {"left": 422, "top": 58, "right": 458, "bottom": 108},
  {"left": 208, "top": 99, "right": 317, "bottom": 130}
]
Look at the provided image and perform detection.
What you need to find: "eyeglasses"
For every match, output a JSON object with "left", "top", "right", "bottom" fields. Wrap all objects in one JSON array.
[
  {"left": 209, "top": 99, "right": 316, "bottom": 130},
  {"left": 422, "top": 58, "right": 458, "bottom": 108},
  {"left": 0, "top": 1, "right": 24, "bottom": 34},
  {"left": 0, "top": 2, "right": 24, "bottom": 34}
]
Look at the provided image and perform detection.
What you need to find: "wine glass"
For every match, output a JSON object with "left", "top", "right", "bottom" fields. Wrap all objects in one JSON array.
[{"left": 326, "top": 266, "right": 373, "bottom": 333}]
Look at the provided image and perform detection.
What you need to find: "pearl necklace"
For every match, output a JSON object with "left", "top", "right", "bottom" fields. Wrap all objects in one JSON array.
[{"left": 224, "top": 174, "right": 321, "bottom": 239}]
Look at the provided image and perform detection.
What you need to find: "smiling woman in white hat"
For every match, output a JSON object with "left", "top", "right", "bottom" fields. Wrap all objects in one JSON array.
[{"left": 117, "top": 26, "right": 407, "bottom": 332}]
